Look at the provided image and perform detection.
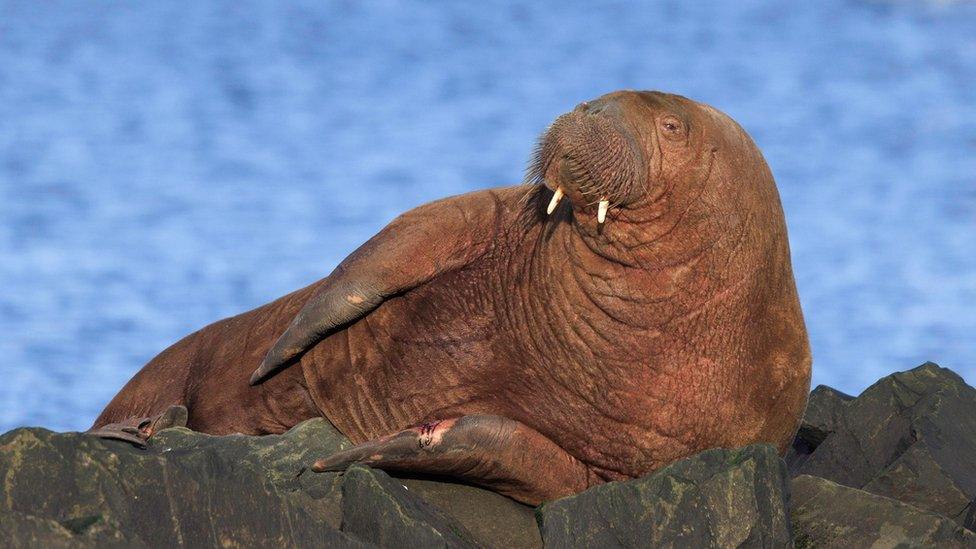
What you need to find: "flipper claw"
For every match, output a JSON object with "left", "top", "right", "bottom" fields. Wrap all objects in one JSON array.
[
  {"left": 312, "top": 419, "right": 458, "bottom": 472},
  {"left": 86, "top": 405, "right": 189, "bottom": 448},
  {"left": 309, "top": 415, "right": 597, "bottom": 505}
]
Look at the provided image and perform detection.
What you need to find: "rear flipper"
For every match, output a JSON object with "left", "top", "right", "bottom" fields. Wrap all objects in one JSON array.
[
  {"left": 86, "top": 405, "right": 188, "bottom": 448},
  {"left": 311, "top": 414, "right": 600, "bottom": 506}
]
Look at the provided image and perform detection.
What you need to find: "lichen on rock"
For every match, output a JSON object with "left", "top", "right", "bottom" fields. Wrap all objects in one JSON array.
[
  {"left": 791, "top": 475, "right": 975, "bottom": 548},
  {"left": 2, "top": 362, "right": 975, "bottom": 548},
  {"left": 536, "top": 445, "right": 793, "bottom": 548},
  {"left": 793, "top": 362, "right": 976, "bottom": 527}
]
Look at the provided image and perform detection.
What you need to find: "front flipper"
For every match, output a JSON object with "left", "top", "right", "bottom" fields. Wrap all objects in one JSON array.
[
  {"left": 310, "top": 415, "right": 599, "bottom": 506},
  {"left": 86, "top": 405, "right": 189, "bottom": 448},
  {"left": 250, "top": 187, "right": 523, "bottom": 385}
]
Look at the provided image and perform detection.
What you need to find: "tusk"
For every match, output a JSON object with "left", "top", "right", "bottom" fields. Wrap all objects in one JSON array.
[
  {"left": 597, "top": 199, "right": 609, "bottom": 224},
  {"left": 547, "top": 187, "right": 564, "bottom": 215}
]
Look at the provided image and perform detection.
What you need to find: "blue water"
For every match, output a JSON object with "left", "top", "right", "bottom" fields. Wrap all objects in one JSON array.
[{"left": 1, "top": 1, "right": 974, "bottom": 433}]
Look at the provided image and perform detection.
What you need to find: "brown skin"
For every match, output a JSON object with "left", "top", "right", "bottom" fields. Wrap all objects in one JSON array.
[{"left": 93, "top": 90, "right": 812, "bottom": 505}]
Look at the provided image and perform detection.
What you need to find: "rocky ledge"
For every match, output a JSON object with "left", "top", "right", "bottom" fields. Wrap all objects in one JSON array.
[{"left": 2, "top": 362, "right": 974, "bottom": 548}]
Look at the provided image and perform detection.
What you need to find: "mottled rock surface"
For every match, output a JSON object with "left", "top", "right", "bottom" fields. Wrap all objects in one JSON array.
[
  {"left": 341, "top": 465, "right": 480, "bottom": 548},
  {"left": 966, "top": 500, "right": 976, "bottom": 532},
  {"left": 791, "top": 475, "right": 975, "bottom": 548},
  {"left": 537, "top": 445, "right": 792, "bottom": 548},
  {"left": 785, "top": 385, "right": 853, "bottom": 473},
  {"left": 0, "top": 419, "right": 533, "bottom": 548},
  {"left": 4, "top": 362, "right": 976, "bottom": 548},
  {"left": 794, "top": 362, "right": 976, "bottom": 527},
  {"left": 0, "top": 419, "right": 366, "bottom": 548},
  {"left": 399, "top": 476, "right": 541, "bottom": 548}
]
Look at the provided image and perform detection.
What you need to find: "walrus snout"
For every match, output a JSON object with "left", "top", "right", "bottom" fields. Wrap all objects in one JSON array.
[{"left": 528, "top": 102, "right": 645, "bottom": 224}]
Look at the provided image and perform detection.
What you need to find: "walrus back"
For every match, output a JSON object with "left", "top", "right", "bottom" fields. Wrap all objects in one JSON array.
[
  {"left": 91, "top": 328, "right": 201, "bottom": 429},
  {"left": 92, "top": 280, "right": 328, "bottom": 432}
]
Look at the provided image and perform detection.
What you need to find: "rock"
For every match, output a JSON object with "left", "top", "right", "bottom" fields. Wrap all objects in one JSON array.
[
  {"left": 152, "top": 426, "right": 542, "bottom": 548},
  {"left": 794, "top": 362, "right": 976, "bottom": 526},
  {"left": 6, "top": 363, "right": 976, "bottom": 547},
  {"left": 0, "top": 422, "right": 369, "bottom": 548},
  {"left": 791, "top": 475, "right": 976, "bottom": 548},
  {"left": 966, "top": 499, "right": 976, "bottom": 532},
  {"left": 536, "top": 444, "right": 792, "bottom": 548},
  {"left": 150, "top": 418, "right": 354, "bottom": 529},
  {"left": 400, "top": 477, "right": 542, "bottom": 549},
  {"left": 785, "top": 385, "right": 853, "bottom": 474},
  {"left": 798, "top": 385, "right": 855, "bottom": 444},
  {"left": 341, "top": 465, "right": 481, "bottom": 548},
  {"left": 0, "top": 419, "right": 539, "bottom": 548},
  {"left": 0, "top": 509, "right": 130, "bottom": 548}
]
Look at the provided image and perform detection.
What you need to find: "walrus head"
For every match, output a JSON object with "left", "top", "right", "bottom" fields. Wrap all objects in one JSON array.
[{"left": 528, "top": 90, "right": 720, "bottom": 230}]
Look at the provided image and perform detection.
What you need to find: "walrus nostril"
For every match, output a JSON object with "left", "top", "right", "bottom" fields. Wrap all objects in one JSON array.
[
  {"left": 576, "top": 101, "right": 613, "bottom": 115},
  {"left": 578, "top": 99, "right": 619, "bottom": 117}
]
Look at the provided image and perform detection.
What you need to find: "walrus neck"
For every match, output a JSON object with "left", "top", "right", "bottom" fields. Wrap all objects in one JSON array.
[
  {"left": 568, "top": 201, "right": 715, "bottom": 271},
  {"left": 508, "top": 180, "right": 737, "bottom": 365},
  {"left": 524, "top": 198, "right": 734, "bottom": 353},
  {"left": 532, "top": 213, "right": 704, "bottom": 338}
]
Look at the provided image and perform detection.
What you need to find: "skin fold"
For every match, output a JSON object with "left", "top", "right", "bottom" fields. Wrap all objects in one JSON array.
[{"left": 92, "top": 90, "right": 812, "bottom": 505}]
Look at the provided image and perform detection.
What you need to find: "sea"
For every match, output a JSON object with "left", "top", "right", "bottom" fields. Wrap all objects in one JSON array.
[{"left": 1, "top": 0, "right": 974, "bottom": 432}]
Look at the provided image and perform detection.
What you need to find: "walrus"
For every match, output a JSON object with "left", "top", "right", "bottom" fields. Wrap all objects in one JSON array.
[{"left": 90, "top": 90, "right": 812, "bottom": 505}]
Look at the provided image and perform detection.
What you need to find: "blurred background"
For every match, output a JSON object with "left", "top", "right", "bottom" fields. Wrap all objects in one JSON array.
[{"left": 1, "top": 0, "right": 974, "bottom": 432}]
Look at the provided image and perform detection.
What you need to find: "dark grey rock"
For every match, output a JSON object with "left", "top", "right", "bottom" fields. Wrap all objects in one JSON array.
[
  {"left": 341, "top": 465, "right": 482, "bottom": 548},
  {"left": 791, "top": 475, "right": 976, "bottom": 548},
  {"left": 0, "top": 419, "right": 539, "bottom": 548},
  {"left": 6, "top": 362, "right": 976, "bottom": 548},
  {"left": 966, "top": 499, "right": 976, "bottom": 532},
  {"left": 400, "top": 476, "right": 542, "bottom": 549},
  {"left": 536, "top": 444, "right": 792, "bottom": 548},
  {"left": 150, "top": 418, "right": 354, "bottom": 529},
  {"left": 0, "top": 421, "right": 368, "bottom": 548},
  {"left": 785, "top": 385, "right": 853, "bottom": 474},
  {"left": 0, "top": 509, "right": 130, "bottom": 549},
  {"left": 794, "top": 362, "right": 976, "bottom": 526},
  {"left": 799, "top": 385, "right": 855, "bottom": 444}
]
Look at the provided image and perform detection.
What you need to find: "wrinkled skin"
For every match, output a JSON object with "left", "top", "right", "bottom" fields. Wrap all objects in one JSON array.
[{"left": 93, "top": 90, "right": 812, "bottom": 505}]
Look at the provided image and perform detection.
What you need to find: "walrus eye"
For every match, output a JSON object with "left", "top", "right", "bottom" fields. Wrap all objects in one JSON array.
[
  {"left": 661, "top": 116, "right": 684, "bottom": 137},
  {"left": 661, "top": 116, "right": 681, "bottom": 132}
]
